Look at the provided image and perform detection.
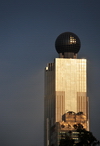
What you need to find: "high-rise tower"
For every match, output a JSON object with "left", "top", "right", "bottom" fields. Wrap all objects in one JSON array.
[{"left": 44, "top": 32, "right": 89, "bottom": 146}]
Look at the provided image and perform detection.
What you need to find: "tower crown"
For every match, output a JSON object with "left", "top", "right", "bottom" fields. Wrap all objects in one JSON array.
[{"left": 55, "top": 32, "right": 81, "bottom": 56}]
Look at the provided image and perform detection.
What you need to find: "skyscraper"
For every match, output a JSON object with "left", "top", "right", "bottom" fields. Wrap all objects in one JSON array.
[{"left": 44, "top": 32, "right": 89, "bottom": 146}]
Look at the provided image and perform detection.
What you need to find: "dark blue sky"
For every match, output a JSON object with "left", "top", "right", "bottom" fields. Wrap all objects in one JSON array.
[{"left": 0, "top": 0, "right": 100, "bottom": 146}]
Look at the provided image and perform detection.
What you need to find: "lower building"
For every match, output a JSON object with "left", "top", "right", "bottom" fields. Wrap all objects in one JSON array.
[{"left": 50, "top": 111, "right": 87, "bottom": 146}]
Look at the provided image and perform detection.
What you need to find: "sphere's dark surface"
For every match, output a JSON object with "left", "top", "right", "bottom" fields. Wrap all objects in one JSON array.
[{"left": 55, "top": 32, "right": 81, "bottom": 54}]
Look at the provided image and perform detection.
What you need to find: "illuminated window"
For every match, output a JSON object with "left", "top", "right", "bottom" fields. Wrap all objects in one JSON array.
[
  {"left": 70, "top": 36, "right": 76, "bottom": 44},
  {"left": 46, "top": 67, "right": 48, "bottom": 70}
]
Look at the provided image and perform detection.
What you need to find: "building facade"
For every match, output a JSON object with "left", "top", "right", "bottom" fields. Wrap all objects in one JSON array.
[{"left": 44, "top": 32, "right": 89, "bottom": 146}]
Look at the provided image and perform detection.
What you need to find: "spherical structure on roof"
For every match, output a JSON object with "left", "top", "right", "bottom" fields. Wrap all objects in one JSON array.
[{"left": 55, "top": 32, "right": 81, "bottom": 54}]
